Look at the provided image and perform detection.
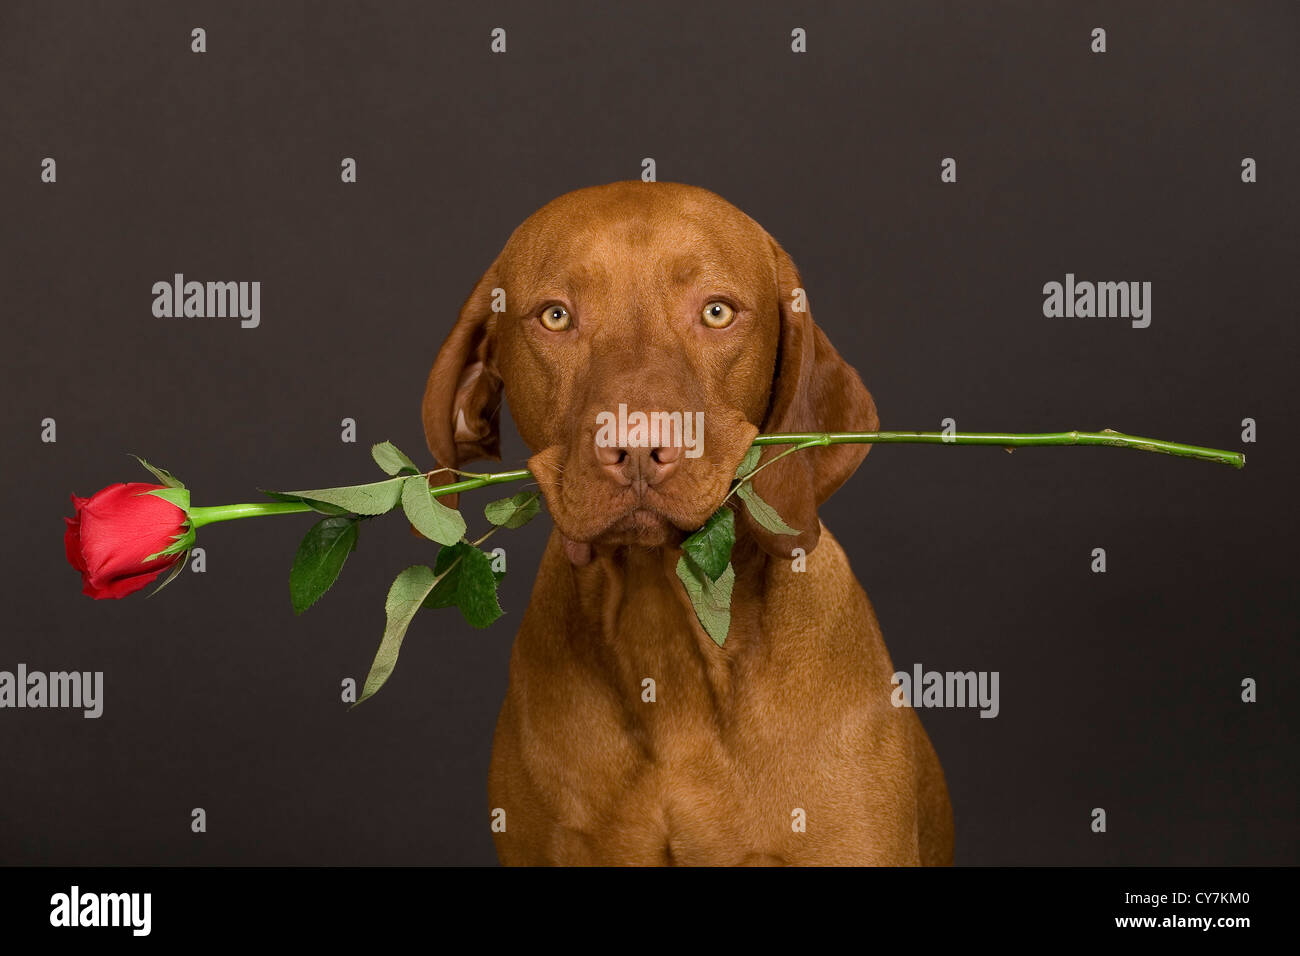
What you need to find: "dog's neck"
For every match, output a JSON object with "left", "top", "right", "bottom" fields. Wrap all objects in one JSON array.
[{"left": 549, "top": 531, "right": 769, "bottom": 708}]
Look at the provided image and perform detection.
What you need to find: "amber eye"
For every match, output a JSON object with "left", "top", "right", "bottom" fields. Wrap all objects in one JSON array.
[
  {"left": 539, "top": 305, "right": 571, "bottom": 332},
  {"left": 701, "top": 301, "right": 735, "bottom": 329}
]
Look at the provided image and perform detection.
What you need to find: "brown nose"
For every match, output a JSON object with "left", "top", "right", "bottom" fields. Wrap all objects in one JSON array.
[{"left": 594, "top": 440, "right": 682, "bottom": 490}]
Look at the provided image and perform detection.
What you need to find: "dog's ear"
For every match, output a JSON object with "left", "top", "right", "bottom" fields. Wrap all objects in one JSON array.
[
  {"left": 421, "top": 261, "right": 504, "bottom": 505},
  {"left": 744, "top": 239, "right": 879, "bottom": 558}
]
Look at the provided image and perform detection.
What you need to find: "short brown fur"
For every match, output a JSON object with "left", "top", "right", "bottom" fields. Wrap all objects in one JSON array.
[{"left": 423, "top": 182, "right": 953, "bottom": 865}]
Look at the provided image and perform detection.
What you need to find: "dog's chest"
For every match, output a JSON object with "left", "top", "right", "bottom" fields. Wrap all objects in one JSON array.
[
  {"left": 492, "top": 534, "right": 916, "bottom": 865},
  {"left": 546, "top": 573, "right": 796, "bottom": 863}
]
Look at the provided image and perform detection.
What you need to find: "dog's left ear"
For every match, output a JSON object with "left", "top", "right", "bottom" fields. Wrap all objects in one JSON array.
[
  {"left": 421, "top": 259, "right": 505, "bottom": 505},
  {"left": 744, "top": 239, "right": 879, "bottom": 558}
]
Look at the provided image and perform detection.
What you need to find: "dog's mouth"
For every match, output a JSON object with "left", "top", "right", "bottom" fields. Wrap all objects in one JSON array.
[
  {"left": 597, "top": 505, "right": 681, "bottom": 547},
  {"left": 548, "top": 497, "right": 689, "bottom": 567},
  {"left": 555, "top": 503, "right": 688, "bottom": 568},
  {"left": 558, "top": 483, "right": 704, "bottom": 546},
  {"left": 528, "top": 414, "right": 758, "bottom": 563}
]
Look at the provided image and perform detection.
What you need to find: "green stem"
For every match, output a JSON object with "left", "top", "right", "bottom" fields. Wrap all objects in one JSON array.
[
  {"left": 471, "top": 524, "right": 504, "bottom": 549},
  {"left": 185, "top": 430, "right": 1243, "bottom": 527},
  {"left": 724, "top": 443, "right": 806, "bottom": 503},
  {"left": 750, "top": 430, "right": 1246, "bottom": 469},
  {"left": 423, "top": 468, "right": 535, "bottom": 496},
  {"left": 189, "top": 501, "right": 314, "bottom": 528}
]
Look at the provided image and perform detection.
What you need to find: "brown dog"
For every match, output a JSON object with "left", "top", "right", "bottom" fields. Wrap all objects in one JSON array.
[{"left": 422, "top": 181, "right": 953, "bottom": 865}]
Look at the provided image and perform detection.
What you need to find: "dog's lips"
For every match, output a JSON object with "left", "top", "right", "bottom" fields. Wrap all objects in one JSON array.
[
  {"left": 563, "top": 495, "right": 690, "bottom": 547},
  {"left": 550, "top": 480, "right": 720, "bottom": 550},
  {"left": 528, "top": 422, "right": 756, "bottom": 552},
  {"left": 557, "top": 506, "right": 678, "bottom": 566},
  {"left": 595, "top": 505, "right": 681, "bottom": 546}
]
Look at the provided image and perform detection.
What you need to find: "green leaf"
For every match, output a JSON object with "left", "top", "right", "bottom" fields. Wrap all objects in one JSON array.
[
  {"left": 143, "top": 486, "right": 190, "bottom": 512},
  {"left": 422, "top": 551, "right": 464, "bottom": 610},
  {"left": 675, "top": 556, "right": 735, "bottom": 646},
  {"left": 275, "top": 477, "right": 405, "bottom": 516},
  {"left": 131, "top": 455, "right": 186, "bottom": 489},
  {"left": 371, "top": 441, "right": 420, "bottom": 476},
  {"left": 356, "top": 565, "right": 440, "bottom": 705},
  {"left": 484, "top": 491, "right": 541, "bottom": 529},
  {"left": 146, "top": 552, "right": 189, "bottom": 598},
  {"left": 423, "top": 542, "right": 506, "bottom": 617},
  {"left": 401, "top": 475, "right": 467, "bottom": 545},
  {"left": 143, "top": 526, "right": 196, "bottom": 563},
  {"left": 455, "top": 546, "right": 504, "bottom": 628},
  {"left": 289, "top": 516, "right": 359, "bottom": 615},
  {"left": 680, "top": 507, "right": 734, "bottom": 582},
  {"left": 735, "top": 445, "right": 761, "bottom": 480},
  {"left": 736, "top": 482, "right": 800, "bottom": 536},
  {"left": 259, "top": 489, "right": 350, "bottom": 516}
]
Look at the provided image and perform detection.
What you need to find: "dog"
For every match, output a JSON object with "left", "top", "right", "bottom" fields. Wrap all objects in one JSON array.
[{"left": 422, "top": 181, "right": 953, "bottom": 865}]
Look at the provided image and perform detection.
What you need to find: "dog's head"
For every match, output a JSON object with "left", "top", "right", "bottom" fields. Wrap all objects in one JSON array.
[{"left": 423, "top": 182, "right": 877, "bottom": 564}]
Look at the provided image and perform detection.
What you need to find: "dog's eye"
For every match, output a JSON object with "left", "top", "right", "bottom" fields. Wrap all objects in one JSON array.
[
  {"left": 701, "top": 301, "right": 735, "bottom": 329},
  {"left": 539, "top": 305, "right": 572, "bottom": 332}
]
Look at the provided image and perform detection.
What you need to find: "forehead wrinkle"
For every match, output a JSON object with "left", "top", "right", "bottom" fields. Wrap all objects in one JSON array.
[
  {"left": 511, "top": 211, "right": 765, "bottom": 313},
  {"left": 661, "top": 258, "right": 756, "bottom": 311},
  {"left": 512, "top": 260, "right": 614, "bottom": 310},
  {"left": 667, "top": 261, "right": 740, "bottom": 291},
  {"left": 667, "top": 254, "right": 701, "bottom": 287}
]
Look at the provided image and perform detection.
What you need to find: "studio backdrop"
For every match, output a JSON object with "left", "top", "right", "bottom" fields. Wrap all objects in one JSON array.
[{"left": 2, "top": 0, "right": 1296, "bottom": 865}]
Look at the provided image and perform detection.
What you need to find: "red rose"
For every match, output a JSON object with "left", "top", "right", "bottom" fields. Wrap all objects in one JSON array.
[{"left": 64, "top": 483, "right": 189, "bottom": 599}]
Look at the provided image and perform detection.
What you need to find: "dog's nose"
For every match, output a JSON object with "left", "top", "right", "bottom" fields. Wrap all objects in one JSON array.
[{"left": 594, "top": 440, "right": 682, "bottom": 490}]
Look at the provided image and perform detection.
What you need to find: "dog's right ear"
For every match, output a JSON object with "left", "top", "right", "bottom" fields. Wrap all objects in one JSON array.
[
  {"left": 421, "top": 261, "right": 504, "bottom": 503},
  {"left": 743, "top": 239, "right": 878, "bottom": 558}
]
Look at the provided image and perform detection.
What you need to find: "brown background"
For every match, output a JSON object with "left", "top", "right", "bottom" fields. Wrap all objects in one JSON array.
[{"left": 1, "top": 0, "right": 1296, "bottom": 865}]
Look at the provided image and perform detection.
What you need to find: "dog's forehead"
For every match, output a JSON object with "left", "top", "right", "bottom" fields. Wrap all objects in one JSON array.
[{"left": 501, "top": 183, "right": 774, "bottom": 295}]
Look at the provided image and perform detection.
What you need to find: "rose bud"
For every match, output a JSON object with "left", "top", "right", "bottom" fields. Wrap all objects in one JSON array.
[{"left": 64, "top": 482, "right": 192, "bottom": 599}]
